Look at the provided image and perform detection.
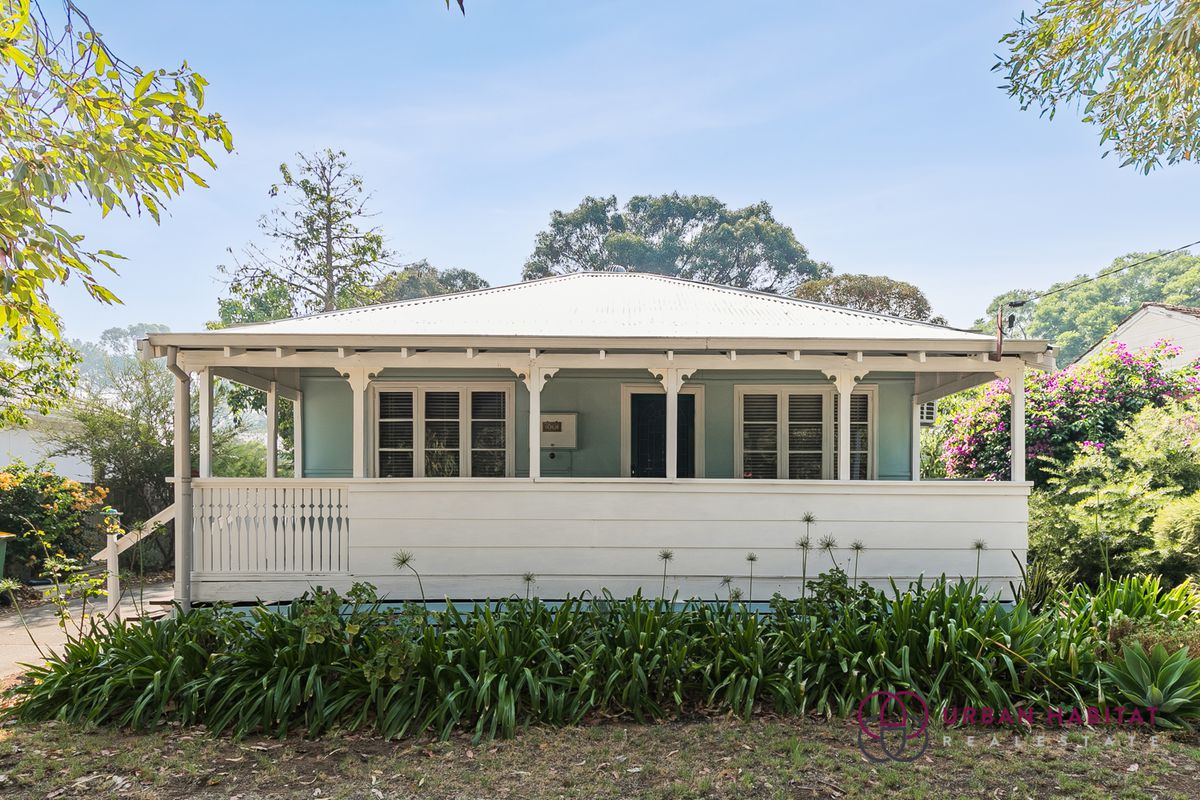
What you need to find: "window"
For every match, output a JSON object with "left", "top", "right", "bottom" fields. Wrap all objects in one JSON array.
[
  {"left": 378, "top": 391, "right": 414, "bottom": 478},
  {"left": 375, "top": 384, "right": 513, "bottom": 477},
  {"left": 788, "top": 394, "right": 824, "bottom": 479},
  {"left": 424, "top": 391, "right": 461, "bottom": 477},
  {"left": 736, "top": 386, "right": 874, "bottom": 479},
  {"left": 833, "top": 392, "right": 871, "bottom": 480},
  {"left": 470, "top": 391, "right": 507, "bottom": 477},
  {"left": 741, "top": 394, "right": 779, "bottom": 479}
]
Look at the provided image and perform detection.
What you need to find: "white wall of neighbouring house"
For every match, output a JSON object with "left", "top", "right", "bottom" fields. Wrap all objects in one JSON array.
[
  {"left": 1079, "top": 306, "right": 1200, "bottom": 368},
  {"left": 0, "top": 414, "right": 92, "bottom": 482}
]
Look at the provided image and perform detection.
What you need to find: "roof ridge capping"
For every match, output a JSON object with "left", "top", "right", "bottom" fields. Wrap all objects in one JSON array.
[
  {"left": 612, "top": 271, "right": 981, "bottom": 333},
  {"left": 217, "top": 272, "right": 588, "bottom": 331}
]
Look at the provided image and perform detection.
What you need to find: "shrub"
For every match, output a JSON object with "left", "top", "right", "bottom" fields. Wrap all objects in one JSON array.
[
  {"left": 0, "top": 460, "right": 108, "bottom": 581},
  {"left": 1153, "top": 493, "right": 1200, "bottom": 566},
  {"left": 1117, "top": 398, "right": 1200, "bottom": 493},
  {"left": 1110, "top": 617, "right": 1200, "bottom": 659},
  {"left": 941, "top": 340, "right": 1200, "bottom": 483},
  {"left": 1025, "top": 401, "right": 1200, "bottom": 586},
  {"left": 1028, "top": 486, "right": 1160, "bottom": 587}
]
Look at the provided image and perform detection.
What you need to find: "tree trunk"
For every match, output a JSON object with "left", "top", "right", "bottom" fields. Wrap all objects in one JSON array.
[{"left": 323, "top": 174, "right": 336, "bottom": 312}]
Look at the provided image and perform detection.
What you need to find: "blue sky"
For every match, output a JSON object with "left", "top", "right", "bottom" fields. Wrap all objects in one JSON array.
[{"left": 50, "top": 1, "right": 1199, "bottom": 340}]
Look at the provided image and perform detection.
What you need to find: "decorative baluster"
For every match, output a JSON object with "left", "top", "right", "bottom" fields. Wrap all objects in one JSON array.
[
  {"left": 198, "top": 487, "right": 208, "bottom": 572},
  {"left": 316, "top": 487, "right": 327, "bottom": 571},
  {"left": 335, "top": 489, "right": 344, "bottom": 572},
  {"left": 258, "top": 486, "right": 269, "bottom": 571},
  {"left": 240, "top": 487, "right": 248, "bottom": 572},
  {"left": 221, "top": 486, "right": 231, "bottom": 573},
  {"left": 303, "top": 486, "right": 313, "bottom": 572},
  {"left": 271, "top": 486, "right": 280, "bottom": 573},
  {"left": 340, "top": 488, "right": 349, "bottom": 572},
  {"left": 286, "top": 485, "right": 296, "bottom": 572}
]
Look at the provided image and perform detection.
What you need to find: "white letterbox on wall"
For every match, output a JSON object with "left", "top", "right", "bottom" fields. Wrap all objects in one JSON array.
[{"left": 540, "top": 413, "right": 577, "bottom": 449}]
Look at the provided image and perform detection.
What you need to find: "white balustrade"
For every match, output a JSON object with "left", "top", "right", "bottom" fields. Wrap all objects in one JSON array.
[{"left": 192, "top": 481, "right": 350, "bottom": 575}]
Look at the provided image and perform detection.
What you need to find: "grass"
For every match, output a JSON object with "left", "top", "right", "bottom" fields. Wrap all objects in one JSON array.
[{"left": 1, "top": 716, "right": 1199, "bottom": 799}]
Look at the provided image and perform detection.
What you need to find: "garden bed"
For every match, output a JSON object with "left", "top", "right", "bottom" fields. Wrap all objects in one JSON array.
[{"left": 5, "top": 573, "right": 1200, "bottom": 741}]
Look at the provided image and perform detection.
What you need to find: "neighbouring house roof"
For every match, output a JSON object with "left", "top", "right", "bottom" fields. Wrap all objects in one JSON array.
[
  {"left": 1076, "top": 302, "right": 1200, "bottom": 364},
  {"left": 149, "top": 273, "right": 1049, "bottom": 353},
  {"left": 1138, "top": 302, "right": 1200, "bottom": 319}
]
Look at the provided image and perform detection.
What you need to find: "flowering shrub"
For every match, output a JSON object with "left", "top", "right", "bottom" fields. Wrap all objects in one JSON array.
[
  {"left": 941, "top": 340, "right": 1200, "bottom": 483},
  {"left": 0, "top": 461, "right": 109, "bottom": 581}
]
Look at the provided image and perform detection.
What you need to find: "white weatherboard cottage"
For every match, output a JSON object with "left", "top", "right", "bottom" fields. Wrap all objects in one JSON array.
[{"left": 140, "top": 273, "right": 1053, "bottom": 606}]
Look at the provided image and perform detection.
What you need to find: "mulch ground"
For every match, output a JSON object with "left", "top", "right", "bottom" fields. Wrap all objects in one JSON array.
[{"left": 1, "top": 713, "right": 1198, "bottom": 799}]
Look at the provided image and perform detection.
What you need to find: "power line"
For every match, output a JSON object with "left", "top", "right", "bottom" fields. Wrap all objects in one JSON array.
[{"left": 1007, "top": 238, "right": 1200, "bottom": 309}]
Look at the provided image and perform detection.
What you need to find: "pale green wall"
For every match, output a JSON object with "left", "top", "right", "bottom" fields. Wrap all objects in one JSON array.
[
  {"left": 300, "top": 373, "right": 353, "bottom": 477},
  {"left": 539, "top": 370, "right": 649, "bottom": 477},
  {"left": 300, "top": 368, "right": 916, "bottom": 480}
]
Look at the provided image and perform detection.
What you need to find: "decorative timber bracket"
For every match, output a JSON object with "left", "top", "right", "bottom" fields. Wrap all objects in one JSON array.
[
  {"left": 648, "top": 367, "right": 697, "bottom": 392},
  {"left": 510, "top": 366, "right": 559, "bottom": 391},
  {"left": 820, "top": 365, "right": 868, "bottom": 395},
  {"left": 340, "top": 366, "right": 378, "bottom": 390}
]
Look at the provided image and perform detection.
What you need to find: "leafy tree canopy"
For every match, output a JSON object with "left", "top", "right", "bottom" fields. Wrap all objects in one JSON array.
[
  {"left": 977, "top": 251, "right": 1200, "bottom": 363},
  {"left": 218, "top": 149, "right": 391, "bottom": 316},
  {"left": 375, "top": 260, "right": 489, "bottom": 303},
  {"left": 522, "top": 193, "right": 830, "bottom": 294},
  {"left": 0, "top": 332, "right": 79, "bottom": 426},
  {"left": 1, "top": 1, "right": 230, "bottom": 422},
  {"left": 211, "top": 150, "right": 488, "bottom": 441},
  {"left": 794, "top": 273, "right": 947, "bottom": 323},
  {"left": 70, "top": 323, "right": 169, "bottom": 377},
  {"left": 997, "top": 1, "right": 1200, "bottom": 173}
]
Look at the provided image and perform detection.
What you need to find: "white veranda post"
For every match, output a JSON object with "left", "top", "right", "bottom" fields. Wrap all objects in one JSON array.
[
  {"left": 653, "top": 368, "right": 695, "bottom": 479},
  {"left": 1008, "top": 365, "right": 1026, "bottom": 483},
  {"left": 344, "top": 368, "right": 372, "bottom": 479},
  {"left": 198, "top": 368, "right": 213, "bottom": 478},
  {"left": 519, "top": 365, "right": 558, "bottom": 479},
  {"left": 292, "top": 395, "right": 304, "bottom": 478},
  {"left": 172, "top": 365, "right": 193, "bottom": 611},
  {"left": 910, "top": 397, "right": 922, "bottom": 482},
  {"left": 824, "top": 367, "right": 864, "bottom": 481},
  {"left": 266, "top": 379, "right": 278, "bottom": 478}
]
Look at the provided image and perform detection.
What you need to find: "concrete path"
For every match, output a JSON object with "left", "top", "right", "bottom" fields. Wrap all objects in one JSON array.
[{"left": 0, "top": 581, "right": 174, "bottom": 678}]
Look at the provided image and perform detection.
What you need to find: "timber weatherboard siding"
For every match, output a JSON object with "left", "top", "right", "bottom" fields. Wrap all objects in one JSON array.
[{"left": 187, "top": 478, "right": 1028, "bottom": 603}]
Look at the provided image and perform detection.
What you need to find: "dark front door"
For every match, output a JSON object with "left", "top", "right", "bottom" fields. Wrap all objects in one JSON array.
[{"left": 630, "top": 393, "right": 696, "bottom": 478}]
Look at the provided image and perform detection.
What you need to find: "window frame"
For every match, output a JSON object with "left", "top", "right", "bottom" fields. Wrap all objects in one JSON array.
[
  {"left": 369, "top": 381, "right": 516, "bottom": 478},
  {"left": 733, "top": 384, "right": 877, "bottom": 480}
]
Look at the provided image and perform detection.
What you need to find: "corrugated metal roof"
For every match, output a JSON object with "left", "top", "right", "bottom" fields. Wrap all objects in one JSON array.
[{"left": 217, "top": 273, "right": 991, "bottom": 341}]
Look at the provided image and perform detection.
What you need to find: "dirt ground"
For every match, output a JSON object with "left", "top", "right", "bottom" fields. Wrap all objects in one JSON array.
[{"left": 1, "top": 714, "right": 1198, "bottom": 799}]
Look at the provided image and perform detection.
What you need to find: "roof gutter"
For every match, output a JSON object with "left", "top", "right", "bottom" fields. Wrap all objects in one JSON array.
[{"left": 143, "top": 332, "right": 1053, "bottom": 356}]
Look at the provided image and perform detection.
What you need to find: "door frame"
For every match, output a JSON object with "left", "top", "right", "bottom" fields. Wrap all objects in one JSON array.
[{"left": 619, "top": 383, "right": 705, "bottom": 478}]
